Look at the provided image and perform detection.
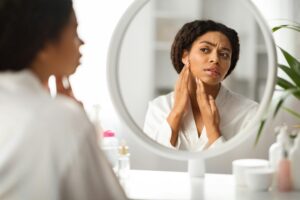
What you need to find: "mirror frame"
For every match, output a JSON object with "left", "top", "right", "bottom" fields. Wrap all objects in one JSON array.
[{"left": 107, "top": 0, "right": 277, "bottom": 161}]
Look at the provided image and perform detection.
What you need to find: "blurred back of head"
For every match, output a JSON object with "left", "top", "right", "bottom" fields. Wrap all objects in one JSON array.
[{"left": 0, "top": 0, "right": 73, "bottom": 71}]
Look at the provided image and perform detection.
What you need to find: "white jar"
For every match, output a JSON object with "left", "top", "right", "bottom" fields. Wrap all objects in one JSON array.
[
  {"left": 245, "top": 168, "right": 274, "bottom": 191},
  {"left": 232, "top": 159, "right": 269, "bottom": 187},
  {"left": 290, "top": 134, "right": 300, "bottom": 190}
]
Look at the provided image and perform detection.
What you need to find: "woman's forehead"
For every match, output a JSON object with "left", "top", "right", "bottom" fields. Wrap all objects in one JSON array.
[{"left": 194, "top": 31, "right": 232, "bottom": 50}]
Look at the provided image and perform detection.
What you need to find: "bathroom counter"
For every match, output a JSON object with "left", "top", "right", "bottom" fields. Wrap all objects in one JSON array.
[{"left": 121, "top": 169, "right": 300, "bottom": 200}]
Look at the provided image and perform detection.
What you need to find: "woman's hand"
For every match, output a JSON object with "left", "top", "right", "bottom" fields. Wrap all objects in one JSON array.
[
  {"left": 167, "top": 64, "right": 191, "bottom": 146},
  {"left": 55, "top": 76, "right": 83, "bottom": 106},
  {"left": 173, "top": 64, "right": 191, "bottom": 115},
  {"left": 195, "top": 78, "right": 221, "bottom": 144}
]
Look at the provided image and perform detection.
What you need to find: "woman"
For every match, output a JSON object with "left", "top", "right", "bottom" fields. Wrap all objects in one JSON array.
[
  {"left": 0, "top": 0, "right": 126, "bottom": 199},
  {"left": 144, "top": 20, "right": 258, "bottom": 151}
]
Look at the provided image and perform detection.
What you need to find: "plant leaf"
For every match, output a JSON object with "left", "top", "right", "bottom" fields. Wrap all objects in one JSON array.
[
  {"left": 255, "top": 119, "right": 266, "bottom": 146},
  {"left": 283, "top": 107, "right": 300, "bottom": 120},
  {"left": 273, "top": 97, "right": 285, "bottom": 118},
  {"left": 278, "top": 47, "right": 300, "bottom": 77},
  {"left": 285, "top": 88, "right": 300, "bottom": 100},
  {"left": 277, "top": 77, "right": 296, "bottom": 90},
  {"left": 274, "top": 89, "right": 300, "bottom": 115},
  {"left": 256, "top": 23, "right": 300, "bottom": 147},
  {"left": 278, "top": 64, "right": 300, "bottom": 87},
  {"left": 272, "top": 25, "right": 287, "bottom": 32},
  {"left": 272, "top": 24, "right": 300, "bottom": 33}
]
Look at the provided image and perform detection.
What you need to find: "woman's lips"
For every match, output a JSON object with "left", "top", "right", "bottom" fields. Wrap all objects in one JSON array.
[
  {"left": 204, "top": 68, "right": 220, "bottom": 77},
  {"left": 78, "top": 54, "right": 82, "bottom": 65}
]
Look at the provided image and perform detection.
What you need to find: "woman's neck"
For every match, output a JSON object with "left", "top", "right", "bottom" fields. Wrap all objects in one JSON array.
[
  {"left": 189, "top": 81, "right": 221, "bottom": 109},
  {"left": 29, "top": 60, "right": 52, "bottom": 84}
]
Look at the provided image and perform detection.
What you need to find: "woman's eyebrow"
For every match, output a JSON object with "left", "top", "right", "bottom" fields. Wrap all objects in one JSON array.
[
  {"left": 199, "top": 41, "right": 231, "bottom": 52},
  {"left": 199, "top": 41, "right": 216, "bottom": 46}
]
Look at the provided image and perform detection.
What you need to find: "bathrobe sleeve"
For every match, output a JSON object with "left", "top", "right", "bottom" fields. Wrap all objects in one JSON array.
[{"left": 144, "top": 99, "right": 180, "bottom": 149}]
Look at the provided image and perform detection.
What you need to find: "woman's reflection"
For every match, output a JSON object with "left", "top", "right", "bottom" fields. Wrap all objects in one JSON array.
[{"left": 144, "top": 20, "right": 258, "bottom": 151}]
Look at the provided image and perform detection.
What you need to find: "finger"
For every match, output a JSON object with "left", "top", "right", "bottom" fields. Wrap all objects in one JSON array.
[
  {"left": 209, "top": 95, "right": 220, "bottom": 124},
  {"left": 214, "top": 97, "right": 221, "bottom": 122},
  {"left": 195, "top": 78, "right": 203, "bottom": 103},
  {"left": 55, "top": 76, "right": 65, "bottom": 93},
  {"left": 197, "top": 78, "right": 206, "bottom": 94},
  {"left": 55, "top": 76, "right": 73, "bottom": 96},
  {"left": 186, "top": 60, "right": 190, "bottom": 69},
  {"left": 209, "top": 95, "right": 217, "bottom": 113},
  {"left": 176, "top": 65, "right": 187, "bottom": 87},
  {"left": 196, "top": 78, "right": 208, "bottom": 104},
  {"left": 197, "top": 81, "right": 216, "bottom": 123},
  {"left": 43, "top": 79, "right": 50, "bottom": 92},
  {"left": 179, "top": 65, "right": 188, "bottom": 76},
  {"left": 176, "top": 65, "right": 188, "bottom": 87},
  {"left": 183, "top": 66, "right": 190, "bottom": 85}
]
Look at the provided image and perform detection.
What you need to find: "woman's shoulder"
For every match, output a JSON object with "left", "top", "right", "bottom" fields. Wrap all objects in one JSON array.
[
  {"left": 221, "top": 86, "right": 258, "bottom": 109},
  {"left": 31, "top": 95, "right": 95, "bottom": 151},
  {"left": 148, "top": 91, "right": 174, "bottom": 111},
  {"left": 43, "top": 95, "right": 91, "bottom": 127},
  {"left": 150, "top": 91, "right": 174, "bottom": 105}
]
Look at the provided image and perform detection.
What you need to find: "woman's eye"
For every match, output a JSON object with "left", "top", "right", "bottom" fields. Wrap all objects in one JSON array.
[
  {"left": 220, "top": 52, "right": 230, "bottom": 59},
  {"left": 200, "top": 48, "right": 209, "bottom": 53},
  {"left": 75, "top": 31, "right": 79, "bottom": 38}
]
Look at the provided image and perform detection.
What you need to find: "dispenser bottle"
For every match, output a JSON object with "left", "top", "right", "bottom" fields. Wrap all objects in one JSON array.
[
  {"left": 269, "top": 125, "right": 290, "bottom": 170},
  {"left": 277, "top": 149, "right": 293, "bottom": 192},
  {"left": 290, "top": 134, "right": 300, "bottom": 190},
  {"left": 101, "top": 130, "right": 119, "bottom": 172}
]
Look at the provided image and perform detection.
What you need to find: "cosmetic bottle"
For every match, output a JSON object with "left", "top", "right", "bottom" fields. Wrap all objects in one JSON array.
[
  {"left": 118, "top": 141, "right": 130, "bottom": 179},
  {"left": 101, "top": 130, "right": 119, "bottom": 173},
  {"left": 277, "top": 149, "right": 293, "bottom": 192},
  {"left": 269, "top": 125, "right": 290, "bottom": 170},
  {"left": 290, "top": 134, "right": 300, "bottom": 190}
]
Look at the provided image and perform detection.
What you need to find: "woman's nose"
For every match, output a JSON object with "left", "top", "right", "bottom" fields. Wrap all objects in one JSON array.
[
  {"left": 209, "top": 51, "right": 219, "bottom": 63},
  {"left": 79, "top": 38, "right": 84, "bottom": 46}
]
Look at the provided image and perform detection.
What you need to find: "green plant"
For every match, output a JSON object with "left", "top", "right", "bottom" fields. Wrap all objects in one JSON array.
[{"left": 255, "top": 23, "right": 300, "bottom": 145}]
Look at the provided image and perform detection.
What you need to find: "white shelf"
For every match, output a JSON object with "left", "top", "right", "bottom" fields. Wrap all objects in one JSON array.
[
  {"left": 122, "top": 170, "right": 300, "bottom": 200},
  {"left": 152, "top": 0, "right": 201, "bottom": 96}
]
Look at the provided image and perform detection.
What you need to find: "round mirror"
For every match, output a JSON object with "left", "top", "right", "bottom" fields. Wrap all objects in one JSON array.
[{"left": 107, "top": 0, "right": 277, "bottom": 160}]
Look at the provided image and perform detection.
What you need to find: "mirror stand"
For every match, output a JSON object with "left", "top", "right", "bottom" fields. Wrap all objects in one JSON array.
[{"left": 188, "top": 157, "right": 205, "bottom": 177}]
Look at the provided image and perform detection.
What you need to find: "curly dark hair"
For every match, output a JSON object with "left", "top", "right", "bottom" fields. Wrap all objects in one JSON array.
[
  {"left": 171, "top": 20, "right": 240, "bottom": 78},
  {"left": 0, "top": 0, "right": 73, "bottom": 71}
]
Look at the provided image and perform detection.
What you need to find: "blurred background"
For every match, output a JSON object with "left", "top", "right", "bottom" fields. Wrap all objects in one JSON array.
[{"left": 71, "top": 0, "right": 300, "bottom": 173}]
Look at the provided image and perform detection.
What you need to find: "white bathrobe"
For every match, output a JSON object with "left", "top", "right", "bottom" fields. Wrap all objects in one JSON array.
[
  {"left": 144, "top": 85, "right": 258, "bottom": 151},
  {"left": 0, "top": 70, "right": 127, "bottom": 200}
]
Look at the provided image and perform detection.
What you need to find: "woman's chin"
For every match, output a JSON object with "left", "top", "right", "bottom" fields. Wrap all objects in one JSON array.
[
  {"left": 201, "top": 78, "right": 221, "bottom": 86},
  {"left": 67, "top": 65, "right": 79, "bottom": 76}
]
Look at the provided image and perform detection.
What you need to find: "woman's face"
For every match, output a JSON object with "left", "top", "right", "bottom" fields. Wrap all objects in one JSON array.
[
  {"left": 183, "top": 31, "right": 232, "bottom": 86},
  {"left": 44, "top": 10, "right": 83, "bottom": 76}
]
